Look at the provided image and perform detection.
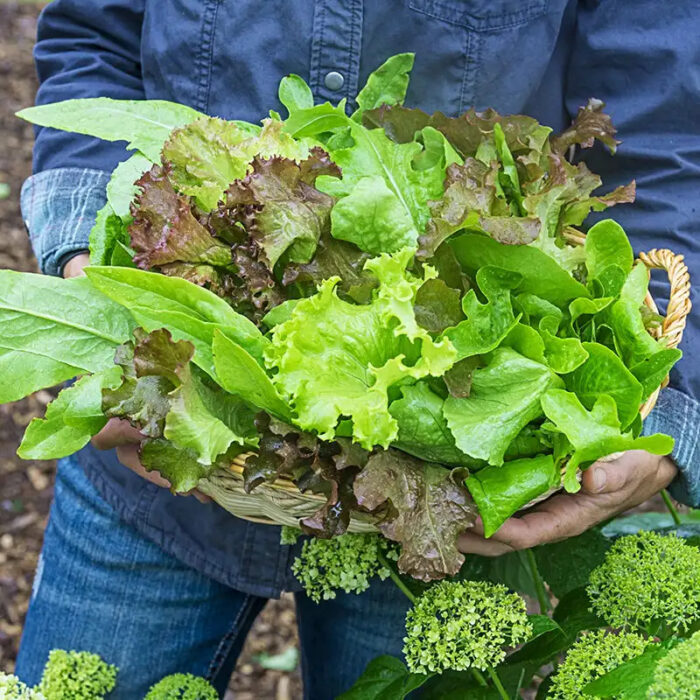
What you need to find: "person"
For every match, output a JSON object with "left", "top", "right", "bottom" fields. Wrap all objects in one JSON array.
[{"left": 15, "top": 1, "right": 700, "bottom": 697}]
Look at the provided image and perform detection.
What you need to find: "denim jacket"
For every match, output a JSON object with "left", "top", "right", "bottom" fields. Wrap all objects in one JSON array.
[{"left": 21, "top": 0, "right": 700, "bottom": 595}]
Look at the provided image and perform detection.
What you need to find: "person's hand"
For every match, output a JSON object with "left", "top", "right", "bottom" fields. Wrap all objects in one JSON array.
[
  {"left": 65, "top": 255, "right": 211, "bottom": 503},
  {"left": 458, "top": 450, "right": 678, "bottom": 556},
  {"left": 62, "top": 252, "right": 91, "bottom": 279}
]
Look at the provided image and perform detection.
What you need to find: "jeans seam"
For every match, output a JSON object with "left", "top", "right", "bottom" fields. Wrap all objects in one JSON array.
[{"left": 205, "top": 594, "right": 259, "bottom": 680}]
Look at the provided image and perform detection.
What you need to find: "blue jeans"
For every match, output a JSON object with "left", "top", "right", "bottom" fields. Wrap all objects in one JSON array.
[{"left": 15, "top": 457, "right": 410, "bottom": 699}]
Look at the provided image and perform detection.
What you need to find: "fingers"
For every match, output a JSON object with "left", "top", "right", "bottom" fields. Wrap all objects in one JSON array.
[
  {"left": 92, "top": 418, "right": 144, "bottom": 450},
  {"left": 458, "top": 531, "right": 513, "bottom": 556},
  {"left": 62, "top": 252, "right": 91, "bottom": 279},
  {"left": 116, "top": 444, "right": 173, "bottom": 489}
]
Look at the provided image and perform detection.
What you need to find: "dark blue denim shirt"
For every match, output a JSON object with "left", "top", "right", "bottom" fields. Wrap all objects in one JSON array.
[{"left": 21, "top": 0, "right": 700, "bottom": 596}]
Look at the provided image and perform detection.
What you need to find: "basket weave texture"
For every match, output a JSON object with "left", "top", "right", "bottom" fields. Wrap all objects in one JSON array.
[{"left": 197, "top": 244, "right": 692, "bottom": 533}]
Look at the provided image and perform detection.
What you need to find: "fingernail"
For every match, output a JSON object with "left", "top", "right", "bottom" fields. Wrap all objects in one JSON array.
[{"left": 593, "top": 468, "right": 607, "bottom": 492}]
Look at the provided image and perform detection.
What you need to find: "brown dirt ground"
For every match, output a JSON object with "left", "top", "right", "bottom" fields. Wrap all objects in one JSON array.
[{"left": 0, "top": 3, "right": 301, "bottom": 698}]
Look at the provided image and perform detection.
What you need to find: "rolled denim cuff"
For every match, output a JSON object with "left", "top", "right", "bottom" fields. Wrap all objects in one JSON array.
[
  {"left": 642, "top": 386, "right": 700, "bottom": 508},
  {"left": 20, "top": 167, "right": 110, "bottom": 276}
]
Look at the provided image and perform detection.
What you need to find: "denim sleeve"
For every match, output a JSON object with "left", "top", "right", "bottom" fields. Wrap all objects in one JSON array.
[
  {"left": 566, "top": 0, "right": 700, "bottom": 506},
  {"left": 20, "top": 167, "right": 109, "bottom": 276},
  {"left": 32, "top": 0, "right": 145, "bottom": 174}
]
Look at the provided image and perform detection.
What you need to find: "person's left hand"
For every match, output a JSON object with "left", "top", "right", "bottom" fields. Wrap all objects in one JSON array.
[{"left": 458, "top": 450, "right": 678, "bottom": 556}]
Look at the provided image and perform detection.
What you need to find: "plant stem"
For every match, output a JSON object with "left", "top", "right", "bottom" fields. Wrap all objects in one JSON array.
[
  {"left": 471, "top": 669, "right": 488, "bottom": 687},
  {"left": 661, "top": 489, "right": 682, "bottom": 526},
  {"left": 486, "top": 665, "right": 510, "bottom": 700},
  {"left": 522, "top": 549, "right": 549, "bottom": 613},
  {"left": 377, "top": 549, "right": 417, "bottom": 604}
]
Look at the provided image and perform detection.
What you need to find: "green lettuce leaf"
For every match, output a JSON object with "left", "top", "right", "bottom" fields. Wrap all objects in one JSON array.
[
  {"left": 443, "top": 266, "right": 521, "bottom": 359},
  {"left": 450, "top": 232, "right": 590, "bottom": 307},
  {"left": 0, "top": 272, "right": 135, "bottom": 403},
  {"left": 564, "top": 342, "right": 643, "bottom": 429},
  {"left": 540, "top": 390, "right": 674, "bottom": 492},
  {"left": 17, "top": 98, "right": 205, "bottom": 162},
  {"left": 444, "top": 348, "right": 562, "bottom": 465},
  {"left": 389, "top": 382, "right": 474, "bottom": 466},
  {"left": 106, "top": 152, "right": 152, "bottom": 218},
  {"left": 354, "top": 450, "right": 477, "bottom": 580},
  {"left": 413, "top": 278, "right": 464, "bottom": 333},
  {"left": 18, "top": 368, "right": 122, "bottom": 460},
  {"left": 352, "top": 53, "right": 415, "bottom": 122},
  {"left": 466, "top": 455, "right": 559, "bottom": 537},
  {"left": 85, "top": 266, "right": 267, "bottom": 376},
  {"left": 584, "top": 219, "right": 634, "bottom": 296},
  {"left": 278, "top": 74, "right": 314, "bottom": 114},
  {"left": 139, "top": 438, "right": 211, "bottom": 493},
  {"left": 265, "top": 248, "right": 457, "bottom": 448},
  {"left": 89, "top": 202, "right": 131, "bottom": 266},
  {"left": 286, "top": 104, "right": 447, "bottom": 253}
]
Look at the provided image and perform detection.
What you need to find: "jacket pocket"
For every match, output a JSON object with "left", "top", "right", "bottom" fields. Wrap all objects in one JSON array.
[{"left": 408, "top": 0, "right": 548, "bottom": 31}]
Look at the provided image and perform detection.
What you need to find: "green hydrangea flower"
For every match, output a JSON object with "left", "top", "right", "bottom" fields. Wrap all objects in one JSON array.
[
  {"left": 37, "top": 650, "right": 117, "bottom": 700},
  {"left": 144, "top": 673, "right": 218, "bottom": 699},
  {"left": 403, "top": 580, "right": 532, "bottom": 674},
  {"left": 280, "top": 525, "right": 301, "bottom": 545},
  {"left": 647, "top": 631, "right": 700, "bottom": 699},
  {"left": 292, "top": 533, "right": 392, "bottom": 603},
  {"left": 547, "top": 629, "right": 650, "bottom": 700},
  {"left": 0, "top": 673, "right": 45, "bottom": 700},
  {"left": 587, "top": 532, "right": 700, "bottom": 634}
]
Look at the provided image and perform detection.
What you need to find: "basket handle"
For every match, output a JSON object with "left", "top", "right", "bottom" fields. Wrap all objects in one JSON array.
[{"left": 637, "top": 248, "right": 692, "bottom": 349}]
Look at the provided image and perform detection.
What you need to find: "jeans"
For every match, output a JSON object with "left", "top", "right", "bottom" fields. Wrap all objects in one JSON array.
[{"left": 15, "top": 457, "right": 411, "bottom": 699}]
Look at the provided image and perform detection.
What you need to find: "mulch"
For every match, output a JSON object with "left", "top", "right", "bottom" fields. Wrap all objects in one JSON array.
[{"left": 0, "top": 3, "right": 301, "bottom": 697}]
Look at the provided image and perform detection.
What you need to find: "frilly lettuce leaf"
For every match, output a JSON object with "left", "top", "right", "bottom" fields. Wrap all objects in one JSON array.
[
  {"left": 163, "top": 117, "right": 307, "bottom": 211},
  {"left": 222, "top": 148, "right": 340, "bottom": 268},
  {"left": 550, "top": 98, "right": 620, "bottom": 154},
  {"left": 443, "top": 348, "right": 562, "bottom": 466},
  {"left": 541, "top": 390, "right": 674, "bottom": 493},
  {"left": 354, "top": 449, "right": 477, "bottom": 581},
  {"left": 264, "top": 248, "right": 457, "bottom": 448}
]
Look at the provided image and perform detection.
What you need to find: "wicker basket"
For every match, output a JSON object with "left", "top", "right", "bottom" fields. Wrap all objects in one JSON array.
[{"left": 197, "top": 241, "right": 692, "bottom": 533}]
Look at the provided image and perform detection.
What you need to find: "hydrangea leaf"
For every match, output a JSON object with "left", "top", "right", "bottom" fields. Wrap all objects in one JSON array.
[
  {"left": 223, "top": 149, "right": 340, "bottom": 268},
  {"left": 354, "top": 450, "right": 477, "bottom": 580},
  {"left": 18, "top": 367, "right": 122, "bottom": 460},
  {"left": 450, "top": 232, "right": 589, "bottom": 307},
  {"left": 352, "top": 52, "right": 415, "bottom": 122},
  {"left": 265, "top": 248, "right": 457, "bottom": 448},
  {"left": 389, "top": 382, "right": 474, "bottom": 466},
  {"left": 337, "top": 655, "right": 429, "bottom": 700},
  {"left": 540, "top": 390, "right": 674, "bottom": 492},
  {"left": 444, "top": 348, "right": 561, "bottom": 465},
  {"left": 564, "top": 342, "right": 643, "bottom": 428},
  {"left": 466, "top": 455, "right": 559, "bottom": 537},
  {"left": 443, "top": 266, "right": 521, "bottom": 360}
]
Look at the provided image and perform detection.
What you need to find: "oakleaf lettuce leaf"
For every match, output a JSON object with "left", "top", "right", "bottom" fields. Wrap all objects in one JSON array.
[
  {"left": 264, "top": 248, "right": 457, "bottom": 448},
  {"left": 352, "top": 53, "right": 415, "bottom": 122},
  {"left": 222, "top": 148, "right": 340, "bottom": 268},
  {"left": 550, "top": 98, "right": 620, "bottom": 154},
  {"left": 541, "top": 390, "right": 674, "bottom": 492},
  {"left": 353, "top": 449, "right": 477, "bottom": 581},
  {"left": 443, "top": 348, "right": 562, "bottom": 465}
]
